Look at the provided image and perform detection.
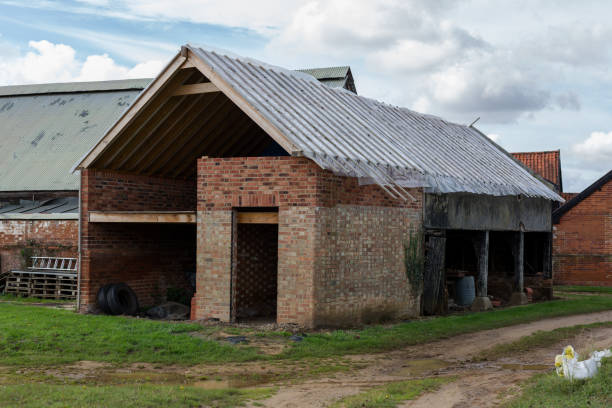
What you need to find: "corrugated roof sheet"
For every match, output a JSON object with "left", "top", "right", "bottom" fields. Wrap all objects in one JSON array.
[
  {"left": 0, "top": 197, "right": 78, "bottom": 219},
  {"left": 0, "top": 79, "right": 152, "bottom": 97},
  {"left": 0, "top": 80, "right": 149, "bottom": 191},
  {"left": 188, "top": 45, "right": 562, "bottom": 201},
  {"left": 512, "top": 151, "right": 562, "bottom": 190},
  {"left": 297, "top": 66, "right": 356, "bottom": 94},
  {"left": 297, "top": 66, "right": 350, "bottom": 80}
]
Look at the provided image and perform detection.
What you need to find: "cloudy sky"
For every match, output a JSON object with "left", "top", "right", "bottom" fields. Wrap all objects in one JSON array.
[{"left": 0, "top": 0, "right": 610, "bottom": 192}]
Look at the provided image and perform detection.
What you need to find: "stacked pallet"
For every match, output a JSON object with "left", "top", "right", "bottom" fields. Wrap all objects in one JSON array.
[{"left": 4, "top": 257, "right": 77, "bottom": 300}]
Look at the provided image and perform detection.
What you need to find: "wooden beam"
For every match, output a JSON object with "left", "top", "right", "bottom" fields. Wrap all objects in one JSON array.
[
  {"left": 172, "top": 82, "right": 219, "bottom": 96},
  {"left": 237, "top": 212, "right": 278, "bottom": 224},
  {"left": 186, "top": 51, "right": 301, "bottom": 155},
  {"left": 89, "top": 211, "right": 196, "bottom": 224},
  {"left": 476, "top": 231, "right": 489, "bottom": 297}
]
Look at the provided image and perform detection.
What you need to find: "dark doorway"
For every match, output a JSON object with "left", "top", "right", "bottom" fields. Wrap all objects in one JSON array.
[{"left": 232, "top": 210, "right": 278, "bottom": 322}]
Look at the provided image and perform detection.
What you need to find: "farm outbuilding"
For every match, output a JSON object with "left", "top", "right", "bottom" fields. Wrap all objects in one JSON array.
[
  {"left": 553, "top": 170, "right": 612, "bottom": 286},
  {"left": 72, "top": 44, "right": 562, "bottom": 327},
  {"left": 0, "top": 80, "right": 149, "bottom": 277}
]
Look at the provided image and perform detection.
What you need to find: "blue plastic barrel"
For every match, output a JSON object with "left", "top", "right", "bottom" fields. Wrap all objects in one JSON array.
[{"left": 455, "top": 276, "right": 475, "bottom": 306}]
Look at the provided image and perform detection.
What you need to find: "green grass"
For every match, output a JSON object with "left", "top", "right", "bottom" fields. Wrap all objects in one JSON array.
[
  {"left": 505, "top": 357, "right": 612, "bottom": 407},
  {"left": 1, "top": 295, "right": 612, "bottom": 366},
  {"left": 475, "top": 322, "right": 612, "bottom": 361},
  {"left": 0, "top": 294, "right": 74, "bottom": 304},
  {"left": 0, "top": 303, "right": 262, "bottom": 366},
  {"left": 555, "top": 285, "right": 612, "bottom": 295},
  {"left": 330, "top": 377, "right": 453, "bottom": 408},
  {"left": 0, "top": 384, "right": 273, "bottom": 408},
  {"left": 277, "top": 295, "right": 612, "bottom": 359}
]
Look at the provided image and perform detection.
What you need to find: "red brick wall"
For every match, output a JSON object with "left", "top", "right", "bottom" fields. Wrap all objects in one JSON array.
[
  {"left": 79, "top": 169, "right": 197, "bottom": 311},
  {"left": 194, "top": 157, "right": 423, "bottom": 327},
  {"left": 0, "top": 219, "right": 78, "bottom": 274},
  {"left": 553, "top": 180, "right": 612, "bottom": 286}
]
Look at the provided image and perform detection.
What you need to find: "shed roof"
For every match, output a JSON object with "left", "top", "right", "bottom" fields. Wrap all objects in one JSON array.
[
  {"left": 511, "top": 150, "right": 562, "bottom": 191},
  {"left": 75, "top": 45, "right": 562, "bottom": 201},
  {"left": 297, "top": 66, "right": 357, "bottom": 93},
  {"left": 0, "top": 79, "right": 149, "bottom": 192},
  {"left": 0, "top": 196, "right": 78, "bottom": 220},
  {"left": 553, "top": 169, "right": 612, "bottom": 223}
]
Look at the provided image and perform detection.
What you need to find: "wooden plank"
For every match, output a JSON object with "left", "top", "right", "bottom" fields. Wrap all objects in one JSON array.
[
  {"left": 172, "top": 82, "right": 219, "bottom": 96},
  {"left": 89, "top": 211, "right": 196, "bottom": 224},
  {"left": 236, "top": 212, "right": 278, "bottom": 224}
]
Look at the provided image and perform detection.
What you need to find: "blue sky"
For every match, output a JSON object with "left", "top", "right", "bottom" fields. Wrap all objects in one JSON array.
[{"left": 0, "top": 0, "right": 610, "bottom": 192}]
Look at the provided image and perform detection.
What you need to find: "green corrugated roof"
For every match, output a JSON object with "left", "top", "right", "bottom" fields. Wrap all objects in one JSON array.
[
  {"left": 0, "top": 79, "right": 152, "bottom": 191},
  {"left": 296, "top": 66, "right": 350, "bottom": 80}
]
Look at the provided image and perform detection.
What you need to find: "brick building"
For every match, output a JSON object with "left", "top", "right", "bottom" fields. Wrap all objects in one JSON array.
[
  {"left": 0, "top": 80, "right": 149, "bottom": 275},
  {"left": 72, "top": 45, "right": 561, "bottom": 327},
  {"left": 553, "top": 170, "right": 612, "bottom": 286}
]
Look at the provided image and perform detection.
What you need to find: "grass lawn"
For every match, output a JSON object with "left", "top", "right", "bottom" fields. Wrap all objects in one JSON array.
[
  {"left": 1, "top": 295, "right": 612, "bottom": 366},
  {"left": 0, "top": 294, "right": 74, "bottom": 304},
  {"left": 475, "top": 321, "right": 612, "bottom": 361},
  {"left": 506, "top": 357, "right": 612, "bottom": 407},
  {"left": 0, "top": 383, "right": 273, "bottom": 408},
  {"left": 555, "top": 285, "right": 612, "bottom": 295},
  {"left": 329, "top": 377, "right": 454, "bottom": 408}
]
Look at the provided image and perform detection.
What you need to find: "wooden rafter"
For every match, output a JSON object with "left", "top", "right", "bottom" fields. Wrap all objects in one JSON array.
[{"left": 172, "top": 82, "right": 219, "bottom": 96}]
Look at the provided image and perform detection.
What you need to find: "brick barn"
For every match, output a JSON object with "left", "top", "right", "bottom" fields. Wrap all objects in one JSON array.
[
  {"left": 553, "top": 170, "right": 612, "bottom": 286},
  {"left": 73, "top": 45, "right": 561, "bottom": 327},
  {"left": 0, "top": 80, "right": 149, "bottom": 277}
]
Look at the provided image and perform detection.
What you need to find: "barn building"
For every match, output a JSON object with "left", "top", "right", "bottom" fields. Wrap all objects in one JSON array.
[
  {"left": 72, "top": 45, "right": 561, "bottom": 327},
  {"left": 0, "top": 80, "right": 149, "bottom": 276},
  {"left": 553, "top": 170, "right": 612, "bottom": 286}
]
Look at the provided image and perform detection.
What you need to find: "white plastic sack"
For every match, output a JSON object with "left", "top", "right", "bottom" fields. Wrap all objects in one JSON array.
[{"left": 555, "top": 345, "right": 612, "bottom": 381}]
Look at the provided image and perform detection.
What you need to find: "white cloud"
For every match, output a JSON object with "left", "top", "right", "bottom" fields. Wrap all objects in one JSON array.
[
  {"left": 0, "top": 40, "right": 162, "bottom": 85},
  {"left": 487, "top": 133, "right": 501, "bottom": 143},
  {"left": 571, "top": 131, "right": 612, "bottom": 170}
]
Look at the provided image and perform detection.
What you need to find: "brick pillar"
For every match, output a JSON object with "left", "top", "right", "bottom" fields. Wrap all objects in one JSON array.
[{"left": 192, "top": 210, "right": 233, "bottom": 321}]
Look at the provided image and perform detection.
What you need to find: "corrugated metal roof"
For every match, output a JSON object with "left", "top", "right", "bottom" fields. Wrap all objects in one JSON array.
[
  {"left": 0, "top": 197, "right": 78, "bottom": 219},
  {"left": 297, "top": 66, "right": 350, "bottom": 80},
  {"left": 0, "top": 79, "right": 152, "bottom": 97},
  {"left": 188, "top": 45, "right": 561, "bottom": 201},
  {"left": 0, "top": 80, "right": 149, "bottom": 191}
]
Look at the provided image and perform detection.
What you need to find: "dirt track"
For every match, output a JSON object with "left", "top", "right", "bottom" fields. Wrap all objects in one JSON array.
[{"left": 253, "top": 310, "right": 612, "bottom": 408}]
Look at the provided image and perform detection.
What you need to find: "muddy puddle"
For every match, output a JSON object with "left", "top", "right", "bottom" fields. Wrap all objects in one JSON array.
[{"left": 397, "top": 359, "right": 451, "bottom": 376}]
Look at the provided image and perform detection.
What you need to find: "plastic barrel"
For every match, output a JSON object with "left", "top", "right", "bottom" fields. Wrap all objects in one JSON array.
[{"left": 455, "top": 276, "right": 475, "bottom": 306}]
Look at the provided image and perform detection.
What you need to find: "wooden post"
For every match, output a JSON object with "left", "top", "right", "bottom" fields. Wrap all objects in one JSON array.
[
  {"left": 543, "top": 232, "right": 552, "bottom": 279},
  {"left": 514, "top": 231, "right": 525, "bottom": 292},
  {"left": 423, "top": 231, "right": 446, "bottom": 315},
  {"left": 476, "top": 231, "right": 489, "bottom": 297}
]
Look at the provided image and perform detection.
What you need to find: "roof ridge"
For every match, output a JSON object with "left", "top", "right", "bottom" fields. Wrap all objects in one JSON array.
[{"left": 0, "top": 78, "right": 152, "bottom": 97}]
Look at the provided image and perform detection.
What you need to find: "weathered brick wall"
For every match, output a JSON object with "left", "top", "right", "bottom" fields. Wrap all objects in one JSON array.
[
  {"left": 553, "top": 180, "right": 611, "bottom": 286},
  {"left": 80, "top": 169, "right": 197, "bottom": 311},
  {"left": 0, "top": 219, "right": 77, "bottom": 274},
  {"left": 194, "top": 156, "right": 423, "bottom": 327}
]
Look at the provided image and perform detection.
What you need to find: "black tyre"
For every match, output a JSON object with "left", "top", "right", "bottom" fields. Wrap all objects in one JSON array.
[
  {"left": 106, "top": 283, "right": 139, "bottom": 316},
  {"left": 96, "top": 284, "right": 113, "bottom": 314}
]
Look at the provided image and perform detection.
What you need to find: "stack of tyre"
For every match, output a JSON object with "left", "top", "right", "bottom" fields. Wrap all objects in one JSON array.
[{"left": 97, "top": 283, "right": 139, "bottom": 315}]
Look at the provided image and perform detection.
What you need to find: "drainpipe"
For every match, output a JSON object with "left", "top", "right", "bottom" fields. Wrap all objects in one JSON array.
[{"left": 76, "top": 170, "right": 82, "bottom": 312}]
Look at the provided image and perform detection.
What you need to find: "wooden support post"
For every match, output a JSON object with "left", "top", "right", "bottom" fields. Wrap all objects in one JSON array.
[
  {"left": 514, "top": 231, "right": 525, "bottom": 292},
  {"left": 543, "top": 232, "right": 552, "bottom": 279},
  {"left": 423, "top": 230, "right": 446, "bottom": 315},
  {"left": 476, "top": 231, "right": 489, "bottom": 298}
]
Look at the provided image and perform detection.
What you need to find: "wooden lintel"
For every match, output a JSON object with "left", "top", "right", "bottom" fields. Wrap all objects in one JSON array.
[
  {"left": 89, "top": 211, "right": 196, "bottom": 224},
  {"left": 237, "top": 212, "right": 278, "bottom": 224},
  {"left": 172, "top": 82, "right": 219, "bottom": 96}
]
